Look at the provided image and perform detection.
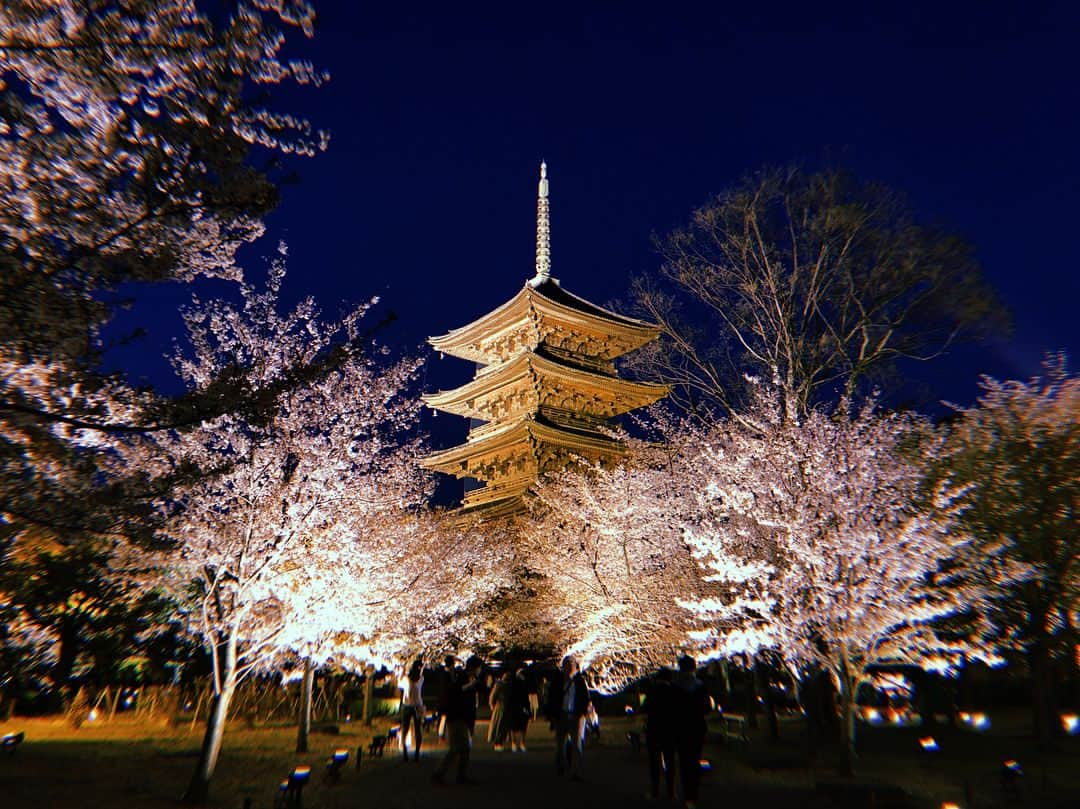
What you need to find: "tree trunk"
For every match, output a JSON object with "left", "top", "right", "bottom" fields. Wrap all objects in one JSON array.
[
  {"left": 182, "top": 639, "right": 238, "bottom": 805},
  {"left": 837, "top": 652, "right": 857, "bottom": 777},
  {"left": 1031, "top": 634, "right": 1058, "bottom": 749},
  {"left": 758, "top": 659, "right": 780, "bottom": 742},
  {"left": 296, "top": 658, "right": 315, "bottom": 753},
  {"left": 53, "top": 618, "right": 79, "bottom": 709},
  {"left": 363, "top": 665, "right": 375, "bottom": 726}
]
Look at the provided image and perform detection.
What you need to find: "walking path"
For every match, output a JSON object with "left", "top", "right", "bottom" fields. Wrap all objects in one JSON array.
[{"left": 321, "top": 718, "right": 797, "bottom": 809}]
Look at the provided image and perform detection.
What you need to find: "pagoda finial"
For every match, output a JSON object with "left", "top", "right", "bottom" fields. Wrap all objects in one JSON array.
[{"left": 531, "top": 161, "right": 552, "bottom": 285}]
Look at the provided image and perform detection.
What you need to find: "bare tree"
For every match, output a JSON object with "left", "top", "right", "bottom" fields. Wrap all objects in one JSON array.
[{"left": 634, "top": 167, "right": 1008, "bottom": 421}]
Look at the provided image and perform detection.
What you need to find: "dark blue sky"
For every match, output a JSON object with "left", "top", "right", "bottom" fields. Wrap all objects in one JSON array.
[{"left": 109, "top": 1, "right": 1079, "bottom": 445}]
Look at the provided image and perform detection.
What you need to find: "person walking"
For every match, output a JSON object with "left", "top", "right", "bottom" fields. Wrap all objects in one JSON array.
[
  {"left": 642, "top": 666, "right": 677, "bottom": 800},
  {"left": 673, "top": 656, "right": 710, "bottom": 809},
  {"left": 487, "top": 669, "right": 511, "bottom": 749},
  {"left": 399, "top": 659, "right": 425, "bottom": 762},
  {"left": 545, "top": 655, "right": 590, "bottom": 781},
  {"left": 431, "top": 655, "right": 483, "bottom": 785},
  {"left": 506, "top": 666, "right": 532, "bottom": 752}
]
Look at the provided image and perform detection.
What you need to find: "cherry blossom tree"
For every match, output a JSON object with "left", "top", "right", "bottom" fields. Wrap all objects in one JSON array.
[
  {"left": 0, "top": 0, "right": 329, "bottom": 560},
  {"left": 525, "top": 429, "right": 715, "bottom": 693},
  {"left": 1, "top": 2, "right": 330, "bottom": 689},
  {"left": 933, "top": 354, "right": 1079, "bottom": 746},
  {"left": 148, "top": 254, "right": 431, "bottom": 804},
  {"left": 679, "top": 387, "right": 1005, "bottom": 773}
]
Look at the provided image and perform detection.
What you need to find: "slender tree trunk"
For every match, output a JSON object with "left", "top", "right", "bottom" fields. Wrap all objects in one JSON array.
[
  {"left": 182, "top": 638, "right": 238, "bottom": 805},
  {"left": 363, "top": 665, "right": 376, "bottom": 726},
  {"left": 759, "top": 658, "right": 780, "bottom": 742},
  {"left": 296, "top": 658, "right": 315, "bottom": 753},
  {"left": 837, "top": 651, "right": 857, "bottom": 776},
  {"left": 1031, "top": 634, "right": 1058, "bottom": 749},
  {"left": 53, "top": 618, "right": 79, "bottom": 710}
]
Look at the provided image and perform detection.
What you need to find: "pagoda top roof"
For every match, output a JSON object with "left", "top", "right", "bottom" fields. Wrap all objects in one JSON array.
[{"left": 429, "top": 278, "right": 661, "bottom": 364}]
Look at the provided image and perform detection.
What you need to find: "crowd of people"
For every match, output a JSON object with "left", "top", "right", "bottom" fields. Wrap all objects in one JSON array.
[{"left": 398, "top": 653, "right": 711, "bottom": 809}]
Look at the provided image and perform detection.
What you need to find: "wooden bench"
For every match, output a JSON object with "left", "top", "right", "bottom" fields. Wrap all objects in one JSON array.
[
  {"left": 2, "top": 732, "right": 24, "bottom": 755},
  {"left": 718, "top": 713, "right": 749, "bottom": 746}
]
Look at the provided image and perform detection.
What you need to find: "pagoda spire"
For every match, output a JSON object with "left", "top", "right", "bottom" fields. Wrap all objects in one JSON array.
[{"left": 531, "top": 161, "right": 551, "bottom": 286}]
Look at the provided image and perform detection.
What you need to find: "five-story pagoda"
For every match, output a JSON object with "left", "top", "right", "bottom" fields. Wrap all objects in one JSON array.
[{"left": 422, "top": 164, "right": 668, "bottom": 516}]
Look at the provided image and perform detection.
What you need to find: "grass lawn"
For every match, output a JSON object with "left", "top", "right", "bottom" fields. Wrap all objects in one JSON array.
[
  {"left": 0, "top": 716, "right": 394, "bottom": 809},
  {"left": 1, "top": 710, "right": 1077, "bottom": 808}
]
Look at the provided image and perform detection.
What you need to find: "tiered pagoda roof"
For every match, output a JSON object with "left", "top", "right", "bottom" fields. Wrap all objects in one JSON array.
[{"left": 422, "top": 163, "right": 667, "bottom": 516}]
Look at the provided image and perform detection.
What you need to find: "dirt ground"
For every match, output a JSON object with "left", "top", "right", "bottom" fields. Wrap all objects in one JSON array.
[{"left": 1, "top": 712, "right": 1078, "bottom": 808}]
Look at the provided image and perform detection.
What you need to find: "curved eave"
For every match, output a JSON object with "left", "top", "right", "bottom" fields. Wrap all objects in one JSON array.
[
  {"left": 428, "top": 287, "right": 533, "bottom": 361},
  {"left": 423, "top": 351, "right": 669, "bottom": 419},
  {"left": 420, "top": 416, "right": 623, "bottom": 477},
  {"left": 428, "top": 282, "right": 662, "bottom": 363}
]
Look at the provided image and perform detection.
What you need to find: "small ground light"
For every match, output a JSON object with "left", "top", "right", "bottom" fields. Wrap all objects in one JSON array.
[
  {"left": 941, "top": 803, "right": 961, "bottom": 809},
  {"left": 919, "top": 736, "right": 939, "bottom": 751},
  {"left": 624, "top": 705, "right": 635, "bottom": 716},
  {"left": 1062, "top": 713, "right": 1079, "bottom": 735},
  {"left": 698, "top": 759, "right": 712, "bottom": 772},
  {"left": 326, "top": 749, "right": 349, "bottom": 783},
  {"left": 1001, "top": 759, "right": 1024, "bottom": 793},
  {"left": 970, "top": 712, "right": 990, "bottom": 730},
  {"left": 87, "top": 709, "right": 98, "bottom": 722},
  {"left": 863, "top": 707, "right": 882, "bottom": 724}
]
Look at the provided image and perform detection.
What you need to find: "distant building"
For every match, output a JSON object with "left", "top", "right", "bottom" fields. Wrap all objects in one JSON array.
[{"left": 422, "top": 163, "right": 668, "bottom": 516}]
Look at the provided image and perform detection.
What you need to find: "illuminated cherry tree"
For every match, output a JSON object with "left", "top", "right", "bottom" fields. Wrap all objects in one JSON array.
[
  {"left": 525, "top": 429, "right": 714, "bottom": 693},
  {"left": 151, "top": 253, "right": 430, "bottom": 803},
  {"left": 933, "top": 354, "right": 1078, "bottom": 745},
  {"left": 680, "top": 387, "right": 1004, "bottom": 773},
  {"left": 1, "top": 1, "right": 329, "bottom": 687}
]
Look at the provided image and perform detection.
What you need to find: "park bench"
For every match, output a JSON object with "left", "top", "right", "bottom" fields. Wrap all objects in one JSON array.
[
  {"left": 2, "top": 732, "right": 24, "bottom": 755},
  {"left": 367, "top": 735, "right": 387, "bottom": 757},
  {"left": 718, "top": 713, "right": 749, "bottom": 747}
]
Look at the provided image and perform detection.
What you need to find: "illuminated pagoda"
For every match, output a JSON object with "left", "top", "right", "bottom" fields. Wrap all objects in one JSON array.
[{"left": 422, "top": 163, "right": 668, "bottom": 516}]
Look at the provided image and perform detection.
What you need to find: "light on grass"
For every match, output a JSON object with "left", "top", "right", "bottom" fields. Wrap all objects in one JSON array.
[
  {"left": 698, "top": 759, "right": 712, "bottom": 772},
  {"left": 919, "top": 736, "right": 939, "bottom": 752},
  {"left": 959, "top": 711, "right": 990, "bottom": 731},
  {"left": 1062, "top": 713, "right": 1079, "bottom": 735}
]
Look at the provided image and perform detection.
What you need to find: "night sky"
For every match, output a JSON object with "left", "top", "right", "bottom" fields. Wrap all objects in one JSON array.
[{"left": 107, "top": 1, "right": 1080, "bottom": 464}]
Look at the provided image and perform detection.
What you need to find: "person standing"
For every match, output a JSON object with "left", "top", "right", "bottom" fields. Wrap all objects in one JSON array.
[
  {"left": 545, "top": 655, "right": 590, "bottom": 781},
  {"left": 643, "top": 666, "right": 677, "bottom": 800},
  {"left": 431, "top": 655, "right": 483, "bottom": 785},
  {"left": 399, "top": 659, "right": 425, "bottom": 762},
  {"left": 673, "top": 656, "right": 710, "bottom": 809}
]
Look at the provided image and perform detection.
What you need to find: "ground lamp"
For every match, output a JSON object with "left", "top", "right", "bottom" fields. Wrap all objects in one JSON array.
[
  {"left": 958, "top": 711, "right": 990, "bottom": 731},
  {"left": 1062, "top": 713, "right": 1079, "bottom": 735},
  {"left": 918, "top": 736, "right": 939, "bottom": 752},
  {"left": 1000, "top": 759, "right": 1023, "bottom": 794},
  {"left": 326, "top": 749, "right": 349, "bottom": 783},
  {"left": 276, "top": 765, "right": 312, "bottom": 809}
]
